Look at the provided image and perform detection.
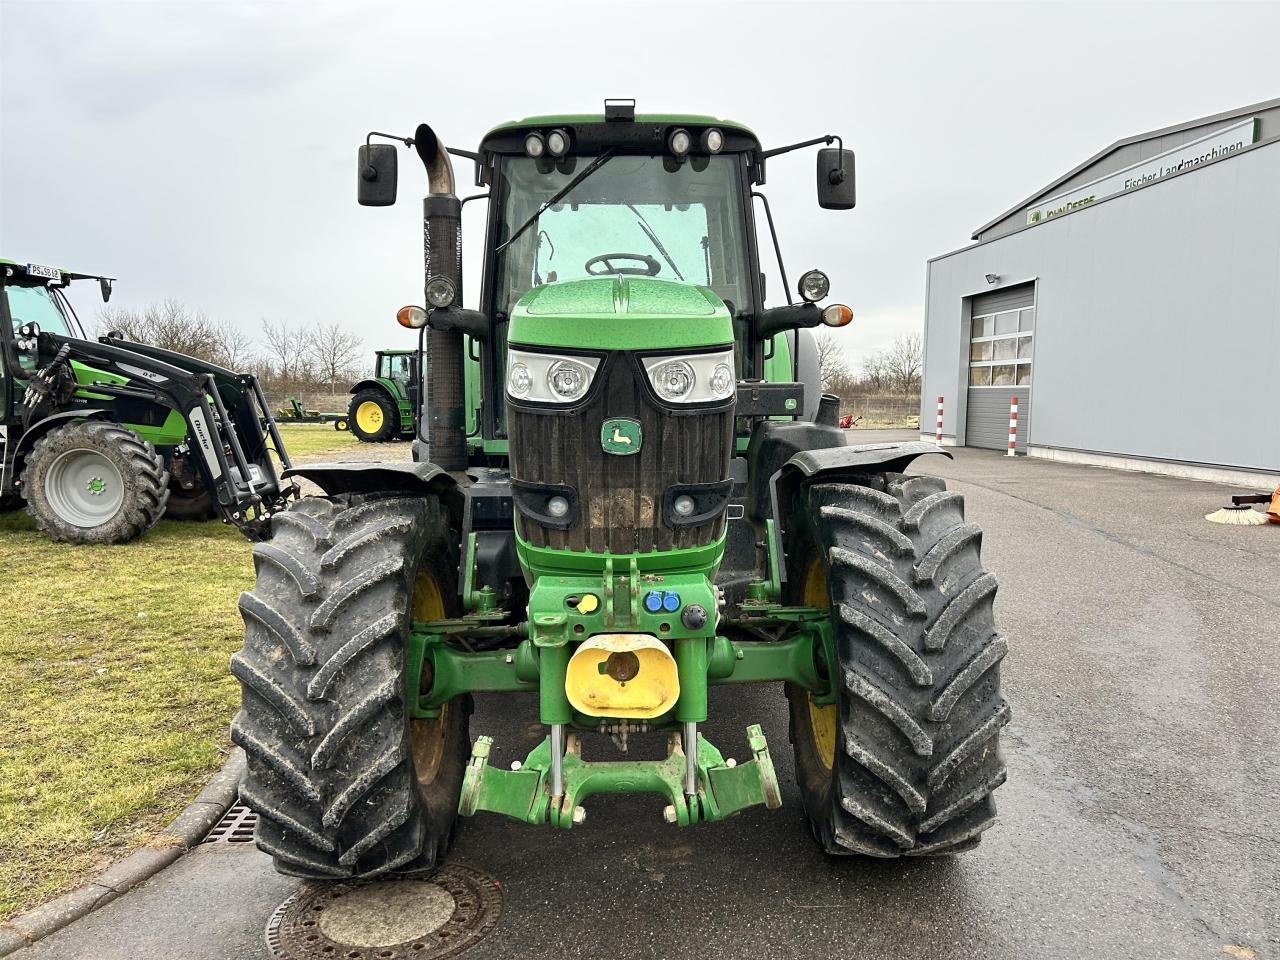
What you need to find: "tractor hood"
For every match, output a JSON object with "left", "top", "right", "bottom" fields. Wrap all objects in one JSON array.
[{"left": 507, "top": 277, "right": 733, "bottom": 351}]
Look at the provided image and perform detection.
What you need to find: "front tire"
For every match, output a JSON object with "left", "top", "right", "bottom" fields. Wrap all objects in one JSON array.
[
  {"left": 349, "top": 390, "right": 397, "bottom": 443},
  {"left": 786, "top": 473, "right": 1010, "bottom": 857},
  {"left": 21, "top": 421, "right": 168, "bottom": 544},
  {"left": 231, "top": 494, "right": 468, "bottom": 879}
]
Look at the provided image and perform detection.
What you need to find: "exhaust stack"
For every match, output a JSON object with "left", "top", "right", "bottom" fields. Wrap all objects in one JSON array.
[{"left": 415, "top": 123, "right": 467, "bottom": 472}]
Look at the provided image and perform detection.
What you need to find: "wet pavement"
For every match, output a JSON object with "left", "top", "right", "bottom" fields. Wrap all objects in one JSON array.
[{"left": 23, "top": 440, "right": 1279, "bottom": 959}]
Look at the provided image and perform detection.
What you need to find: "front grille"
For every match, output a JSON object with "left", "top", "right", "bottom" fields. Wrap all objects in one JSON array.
[{"left": 508, "top": 354, "right": 734, "bottom": 554}]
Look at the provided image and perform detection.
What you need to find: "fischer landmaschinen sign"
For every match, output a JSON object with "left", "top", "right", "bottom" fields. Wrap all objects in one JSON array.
[{"left": 1026, "top": 117, "right": 1260, "bottom": 225}]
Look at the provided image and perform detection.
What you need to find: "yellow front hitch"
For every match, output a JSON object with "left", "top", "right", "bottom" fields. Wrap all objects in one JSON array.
[{"left": 565, "top": 634, "right": 680, "bottom": 719}]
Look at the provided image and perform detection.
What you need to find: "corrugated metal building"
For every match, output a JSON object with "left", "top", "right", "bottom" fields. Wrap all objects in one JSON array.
[{"left": 919, "top": 97, "right": 1280, "bottom": 485}]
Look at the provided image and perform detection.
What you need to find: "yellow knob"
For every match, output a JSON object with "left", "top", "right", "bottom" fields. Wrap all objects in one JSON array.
[{"left": 576, "top": 594, "right": 600, "bottom": 614}]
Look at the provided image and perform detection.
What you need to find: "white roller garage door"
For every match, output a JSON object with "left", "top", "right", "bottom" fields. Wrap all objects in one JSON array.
[{"left": 966, "top": 283, "right": 1034, "bottom": 452}]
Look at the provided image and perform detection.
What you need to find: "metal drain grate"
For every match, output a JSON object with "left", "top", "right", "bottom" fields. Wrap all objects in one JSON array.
[
  {"left": 203, "top": 802, "right": 258, "bottom": 843},
  {"left": 265, "top": 862, "right": 503, "bottom": 960}
]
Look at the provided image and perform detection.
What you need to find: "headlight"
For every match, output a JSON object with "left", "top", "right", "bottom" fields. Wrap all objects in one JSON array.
[
  {"left": 642, "top": 349, "right": 736, "bottom": 405},
  {"left": 425, "top": 275, "right": 456, "bottom": 308},
  {"left": 506, "top": 348, "right": 601, "bottom": 404},
  {"left": 797, "top": 269, "right": 830, "bottom": 303},
  {"left": 548, "top": 359, "right": 591, "bottom": 401},
  {"left": 652, "top": 359, "right": 695, "bottom": 401},
  {"left": 546, "top": 128, "right": 570, "bottom": 157}
]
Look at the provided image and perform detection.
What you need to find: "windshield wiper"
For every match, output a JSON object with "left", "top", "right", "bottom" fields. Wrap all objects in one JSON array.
[
  {"left": 495, "top": 150, "right": 616, "bottom": 255},
  {"left": 626, "top": 203, "right": 684, "bottom": 281}
]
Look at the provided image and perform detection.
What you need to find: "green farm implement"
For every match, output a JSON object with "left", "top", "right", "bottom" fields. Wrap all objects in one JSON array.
[
  {"left": 231, "top": 103, "right": 1009, "bottom": 879},
  {"left": 276, "top": 396, "right": 349, "bottom": 430},
  {"left": 0, "top": 260, "right": 295, "bottom": 542}
]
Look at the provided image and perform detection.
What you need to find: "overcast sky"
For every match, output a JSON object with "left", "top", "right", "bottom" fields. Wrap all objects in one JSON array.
[{"left": 2, "top": 0, "right": 1277, "bottom": 368}]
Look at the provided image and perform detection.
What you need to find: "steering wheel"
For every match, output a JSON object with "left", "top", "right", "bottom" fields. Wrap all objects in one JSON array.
[{"left": 584, "top": 253, "right": 661, "bottom": 277}]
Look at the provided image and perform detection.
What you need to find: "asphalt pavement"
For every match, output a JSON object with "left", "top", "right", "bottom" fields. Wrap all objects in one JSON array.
[{"left": 23, "top": 435, "right": 1280, "bottom": 960}]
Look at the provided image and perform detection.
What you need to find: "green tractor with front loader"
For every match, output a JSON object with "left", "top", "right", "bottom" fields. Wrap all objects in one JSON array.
[
  {"left": 231, "top": 103, "right": 1009, "bottom": 879},
  {"left": 0, "top": 259, "right": 295, "bottom": 543},
  {"left": 347, "top": 349, "right": 419, "bottom": 442}
]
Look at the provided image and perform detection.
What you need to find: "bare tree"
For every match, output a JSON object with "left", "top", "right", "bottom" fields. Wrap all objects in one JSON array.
[
  {"left": 883, "top": 332, "right": 923, "bottom": 394},
  {"left": 858, "top": 351, "right": 891, "bottom": 393},
  {"left": 814, "top": 331, "right": 850, "bottom": 391},
  {"left": 262, "top": 319, "right": 308, "bottom": 382},
  {"left": 310, "top": 322, "right": 365, "bottom": 394},
  {"left": 211, "top": 321, "right": 255, "bottom": 370},
  {"left": 97, "top": 300, "right": 239, "bottom": 367}
]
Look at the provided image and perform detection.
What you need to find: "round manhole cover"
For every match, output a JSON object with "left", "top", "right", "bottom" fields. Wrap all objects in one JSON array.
[{"left": 266, "top": 863, "right": 502, "bottom": 960}]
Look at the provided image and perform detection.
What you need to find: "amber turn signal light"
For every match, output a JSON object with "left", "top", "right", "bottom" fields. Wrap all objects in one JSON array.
[
  {"left": 397, "top": 305, "right": 427, "bottom": 329},
  {"left": 821, "top": 303, "right": 853, "bottom": 327}
]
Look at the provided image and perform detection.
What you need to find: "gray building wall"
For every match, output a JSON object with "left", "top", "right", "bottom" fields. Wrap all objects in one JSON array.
[
  {"left": 921, "top": 137, "right": 1280, "bottom": 474},
  {"left": 976, "top": 99, "right": 1280, "bottom": 241}
]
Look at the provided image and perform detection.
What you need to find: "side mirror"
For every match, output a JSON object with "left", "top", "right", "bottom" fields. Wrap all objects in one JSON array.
[
  {"left": 358, "top": 143, "right": 398, "bottom": 206},
  {"left": 817, "top": 148, "right": 856, "bottom": 210},
  {"left": 99, "top": 278, "right": 113, "bottom": 302}
]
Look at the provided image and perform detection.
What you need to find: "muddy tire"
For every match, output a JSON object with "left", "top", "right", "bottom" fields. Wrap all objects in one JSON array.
[
  {"left": 21, "top": 421, "right": 169, "bottom": 544},
  {"left": 786, "top": 473, "right": 1010, "bottom": 857},
  {"left": 231, "top": 494, "right": 469, "bottom": 879},
  {"left": 349, "top": 390, "right": 397, "bottom": 443}
]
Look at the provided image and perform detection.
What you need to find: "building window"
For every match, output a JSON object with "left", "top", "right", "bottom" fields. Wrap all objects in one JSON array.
[{"left": 969, "top": 307, "right": 1033, "bottom": 387}]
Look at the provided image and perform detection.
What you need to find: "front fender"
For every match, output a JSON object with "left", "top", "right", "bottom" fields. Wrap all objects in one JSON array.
[
  {"left": 770, "top": 441, "right": 952, "bottom": 584},
  {"left": 14, "top": 408, "right": 111, "bottom": 459},
  {"left": 281, "top": 461, "right": 463, "bottom": 525},
  {"left": 781, "top": 441, "right": 951, "bottom": 481},
  {"left": 349, "top": 378, "right": 392, "bottom": 397}
]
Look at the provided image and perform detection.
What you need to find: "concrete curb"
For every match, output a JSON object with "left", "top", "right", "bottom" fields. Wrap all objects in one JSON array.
[{"left": 0, "top": 748, "right": 245, "bottom": 957}]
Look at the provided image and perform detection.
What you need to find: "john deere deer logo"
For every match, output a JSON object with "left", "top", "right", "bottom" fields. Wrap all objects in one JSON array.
[{"left": 600, "top": 418, "right": 642, "bottom": 455}]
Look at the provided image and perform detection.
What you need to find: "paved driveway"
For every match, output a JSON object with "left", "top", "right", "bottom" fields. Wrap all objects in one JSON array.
[{"left": 25, "top": 442, "right": 1279, "bottom": 960}]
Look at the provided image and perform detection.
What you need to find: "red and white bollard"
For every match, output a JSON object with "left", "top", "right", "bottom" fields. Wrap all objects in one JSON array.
[
  {"left": 1007, "top": 396, "right": 1019, "bottom": 456},
  {"left": 935, "top": 396, "right": 944, "bottom": 445}
]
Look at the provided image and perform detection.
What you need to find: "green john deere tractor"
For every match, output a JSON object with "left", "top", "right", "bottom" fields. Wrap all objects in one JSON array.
[
  {"left": 347, "top": 349, "right": 418, "bottom": 442},
  {"left": 231, "top": 103, "right": 1009, "bottom": 879},
  {"left": 0, "top": 259, "right": 296, "bottom": 543}
]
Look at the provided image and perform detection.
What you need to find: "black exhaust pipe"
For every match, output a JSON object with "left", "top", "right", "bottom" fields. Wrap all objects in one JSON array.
[{"left": 416, "top": 124, "right": 467, "bottom": 472}]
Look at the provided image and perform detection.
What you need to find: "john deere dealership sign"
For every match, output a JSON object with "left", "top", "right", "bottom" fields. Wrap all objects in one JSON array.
[{"left": 1026, "top": 117, "right": 1260, "bottom": 225}]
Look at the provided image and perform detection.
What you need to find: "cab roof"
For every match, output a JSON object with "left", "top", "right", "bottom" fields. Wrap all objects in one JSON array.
[
  {"left": 1, "top": 258, "right": 114, "bottom": 285},
  {"left": 485, "top": 113, "right": 756, "bottom": 138},
  {"left": 478, "top": 113, "right": 761, "bottom": 155}
]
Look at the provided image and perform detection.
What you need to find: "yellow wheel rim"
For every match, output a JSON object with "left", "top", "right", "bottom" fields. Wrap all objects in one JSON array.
[
  {"left": 803, "top": 557, "right": 838, "bottom": 770},
  {"left": 356, "top": 400, "right": 384, "bottom": 434},
  {"left": 410, "top": 570, "right": 449, "bottom": 784}
]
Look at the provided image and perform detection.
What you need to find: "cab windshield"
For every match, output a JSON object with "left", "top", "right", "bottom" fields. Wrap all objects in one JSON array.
[
  {"left": 5, "top": 283, "right": 76, "bottom": 338},
  {"left": 492, "top": 154, "right": 751, "bottom": 315}
]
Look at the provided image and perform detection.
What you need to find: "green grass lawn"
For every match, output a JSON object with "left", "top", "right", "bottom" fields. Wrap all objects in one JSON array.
[
  {"left": 0, "top": 422, "right": 356, "bottom": 920},
  {"left": 274, "top": 421, "right": 362, "bottom": 458}
]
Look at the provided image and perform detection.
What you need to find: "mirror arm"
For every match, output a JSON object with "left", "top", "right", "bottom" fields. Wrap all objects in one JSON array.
[
  {"left": 759, "top": 134, "right": 845, "bottom": 184},
  {"left": 755, "top": 303, "right": 821, "bottom": 341},
  {"left": 366, "top": 130, "right": 414, "bottom": 149},
  {"left": 760, "top": 134, "right": 838, "bottom": 159}
]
